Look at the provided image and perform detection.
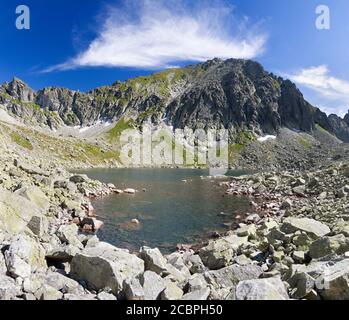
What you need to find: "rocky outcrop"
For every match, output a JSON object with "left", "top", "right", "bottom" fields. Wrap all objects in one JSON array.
[{"left": 328, "top": 112, "right": 349, "bottom": 143}]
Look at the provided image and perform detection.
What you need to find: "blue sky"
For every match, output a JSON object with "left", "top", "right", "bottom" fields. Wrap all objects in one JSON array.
[{"left": 0, "top": 0, "right": 348, "bottom": 116}]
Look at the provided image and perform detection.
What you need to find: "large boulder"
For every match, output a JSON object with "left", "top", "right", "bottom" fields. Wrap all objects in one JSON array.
[
  {"left": 27, "top": 214, "right": 49, "bottom": 237},
  {"left": 204, "top": 264, "right": 263, "bottom": 289},
  {"left": 281, "top": 218, "right": 330, "bottom": 239},
  {"left": 236, "top": 277, "right": 289, "bottom": 300},
  {"left": 199, "top": 239, "right": 234, "bottom": 270},
  {"left": 70, "top": 242, "right": 144, "bottom": 295},
  {"left": 4, "top": 234, "right": 47, "bottom": 278},
  {"left": 140, "top": 271, "right": 165, "bottom": 300},
  {"left": 15, "top": 186, "right": 50, "bottom": 211},
  {"left": 0, "top": 274, "right": 17, "bottom": 300},
  {"left": 0, "top": 189, "right": 41, "bottom": 234},
  {"left": 161, "top": 281, "right": 184, "bottom": 300},
  {"left": 57, "top": 224, "right": 83, "bottom": 249},
  {"left": 139, "top": 247, "right": 168, "bottom": 275},
  {"left": 316, "top": 259, "right": 349, "bottom": 300},
  {"left": 309, "top": 235, "right": 349, "bottom": 259},
  {"left": 182, "top": 288, "right": 210, "bottom": 300},
  {"left": 35, "top": 284, "right": 63, "bottom": 301},
  {"left": 43, "top": 271, "right": 84, "bottom": 295},
  {"left": 123, "top": 278, "right": 145, "bottom": 300}
]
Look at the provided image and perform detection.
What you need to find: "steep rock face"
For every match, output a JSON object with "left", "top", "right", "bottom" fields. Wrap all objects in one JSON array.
[
  {"left": 0, "top": 59, "right": 346, "bottom": 140},
  {"left": 165, "top": 59, "right": 282, "bottom": 134},
  {"left": 328, "top": 112, "right": 349, "bottom": 143},
  {"left": 278, "top": 80, "right": 332, "bottom": 133},
  {"left": 3, "top": 78, "right": 35, "bottom": 102}
]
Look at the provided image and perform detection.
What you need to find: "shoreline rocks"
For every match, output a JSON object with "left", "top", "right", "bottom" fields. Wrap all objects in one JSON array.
[{"left": 1, "top": 135, "right": 349, "bottom": 300}]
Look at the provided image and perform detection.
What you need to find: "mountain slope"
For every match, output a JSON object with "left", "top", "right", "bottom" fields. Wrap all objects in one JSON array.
[
  {"left": 1, "top": 58, "right": 349, "bottom": 171},
  {"left": 1, "top": 58, "right": 347, "bottom": 141}
]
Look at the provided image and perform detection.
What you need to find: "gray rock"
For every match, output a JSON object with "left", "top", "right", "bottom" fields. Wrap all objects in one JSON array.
[
  {"left": 281, "top": 199, "right": 293, "bottom": 210},
  {"left": 236, "top": 277, "right": 289, "bottom": 300},
  {"left": 140, "top": 271, "right": 165, "bottom": 300},
  {"left": 185, "top": 254, "right": 206, "bottom": 274},
  {"left": 161, "top": 281, "right": 183, "bottom": 300},
  {"left": 292, "top": 251, "right": 306, "bottom": 263},
  {"left": 46, "top": 244, "right": 80, "bottom": 263},
  {"left": 70, "top": 175, "right": 88, "bottom": 184},
  {"left": 97, "top": 292, "right": 117, "bottom": 300},
  {"left": 281, "top": 218, "right": 330, "bottom": 239},
  {"left": 0, "top": 188, "right": 41, "bottom": 234},
  {"left": 204, "top": 264, "right": 263, "bottom": 289},
  {"left": 140, "top": 246, "right": 168, "bottom": 275},
  {"left": 63, "top": 293, "right": 97, "bottom": 300},
  {"left": 35, "top": 284, "right": 63, "bottom": 300},
  {"left": 44, "top": 271, "right": 83, "bottom": 294},
  {"left": 27, "top": 214, "right": 49, "bottom": 237},
  {"left": 15, "top": 186, "right": 50, "bottom": 211},
  {"left": 124, "top": 278, "right": 145, "bottom": 300},
  {"left": 0, "top": 274, "right": 17, "bottom": 300},
  {"left": 199, "top": 239, "right": 234, "bottom": 270},
  {"left": 70, "top": 242, "right": 144, "bottom": 295},
  {"left": 57, "top": 224, "right": 83, "bottom": 249},
  {"left": 309, "top": 234, "right": 349, "bottom": 259},
  {"left": 316, "top": 258, "right": 349, "bottom": 300},
  {"left": 182, "top": 288, "right": 210, "bottom": 300},
  {"left": 186, "top": 274, "right": 208, "bottom": 292},
  {"left": 288, "top": 272, "right": 315, "bottom": 299},
  {"left": 5, "top": 234, "right": 47, "bottom": 278}
]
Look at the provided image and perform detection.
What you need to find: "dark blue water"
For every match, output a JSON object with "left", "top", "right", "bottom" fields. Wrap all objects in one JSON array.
[{"left": 79, "top": 169, "right": 251, "bottom": 252}]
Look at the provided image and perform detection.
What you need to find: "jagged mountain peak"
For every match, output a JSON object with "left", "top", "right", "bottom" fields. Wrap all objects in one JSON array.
[
  {"left": 0, "top": 58, "right": 348, "bottom": 142},
  {"left": 2, "top": 76, "right": 35, "bottom": 102}
]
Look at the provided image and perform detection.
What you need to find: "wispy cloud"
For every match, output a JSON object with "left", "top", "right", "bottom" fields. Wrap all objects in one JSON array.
[
  {"left": 45, "top": 0, "right": 267, "bottom": 72},
  {"left": 289, "top": 65, "right": 349, "bottom": 117}
]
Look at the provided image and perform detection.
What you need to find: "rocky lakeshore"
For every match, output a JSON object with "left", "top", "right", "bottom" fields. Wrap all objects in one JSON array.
[{"left": 1, "top": 154, "right": 349, "bottom": 301}]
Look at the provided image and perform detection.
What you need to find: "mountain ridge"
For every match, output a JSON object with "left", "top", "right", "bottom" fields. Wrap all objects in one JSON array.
[{"left": 1, "top": 58, "right": 349, "bottom": 142}]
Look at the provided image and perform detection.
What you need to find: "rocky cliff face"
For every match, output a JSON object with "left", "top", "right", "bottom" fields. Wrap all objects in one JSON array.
[
  {"left": 328, "top": 112, "right": 349, "bottom": 142},
  {"left": 1, "top": 58, "right": 348, "bottom": 141}
]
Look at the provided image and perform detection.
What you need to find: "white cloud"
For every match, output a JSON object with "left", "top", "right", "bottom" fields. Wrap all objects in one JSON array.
[
  {"left": 46, "top": 0, "right": 267, "bottom": 71},
  {"left": 290, "top": 65, "right": 349, "bottom": 117}
]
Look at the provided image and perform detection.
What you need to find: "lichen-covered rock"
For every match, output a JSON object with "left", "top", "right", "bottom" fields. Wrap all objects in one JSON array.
[
  {"left": 15, "top": 186, "right": 50, "bottom": 211},
  {"left": 0, "top": 189, "right": 41, "bottom": 234},
  {"left": 4, "top": 234, "right": 47, "bottom": 278}
]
